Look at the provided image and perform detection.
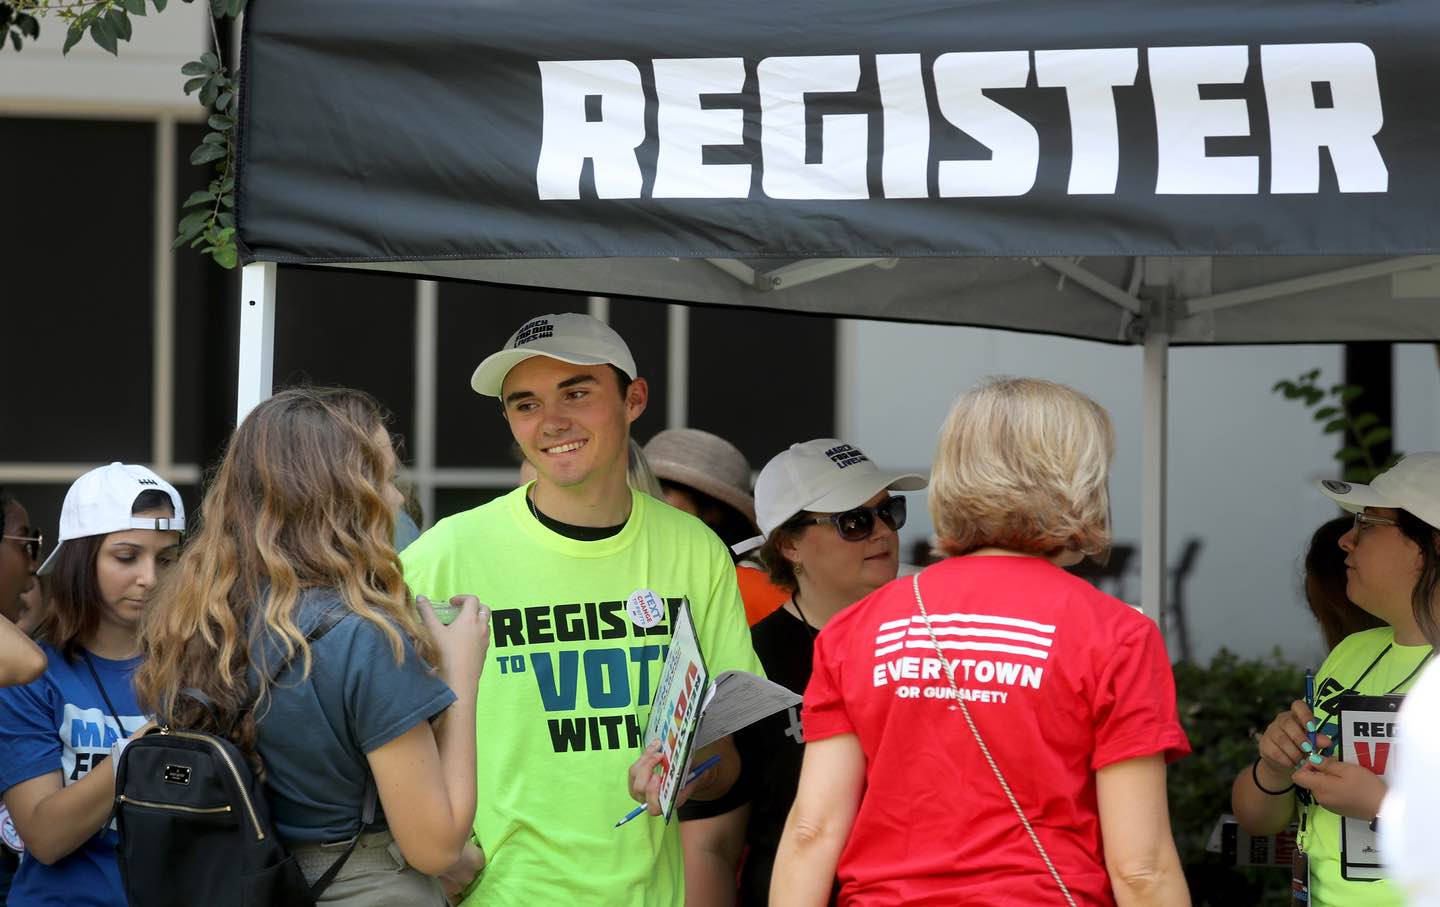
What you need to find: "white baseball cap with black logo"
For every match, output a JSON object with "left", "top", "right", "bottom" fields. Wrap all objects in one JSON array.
[
  {"left": 1317, "top": 452, "right": 1440, "bottom": 530},
  {"left": 734, "top": 438, "right": 927, "bottom": 554},
  {"left": 470, "top": 312, "right": 637, "bottom": 397},
  {"left": 39, "top": 462, "right": 186, "bottom": 575}
]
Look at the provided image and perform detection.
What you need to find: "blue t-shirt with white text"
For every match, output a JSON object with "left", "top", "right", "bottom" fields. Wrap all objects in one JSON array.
[{"left": 0, "top": 646, "right": 144, "bottom": 907}]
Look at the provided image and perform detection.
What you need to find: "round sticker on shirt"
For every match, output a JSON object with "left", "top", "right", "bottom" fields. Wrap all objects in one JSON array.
[
  {"left": 0, "top": 803, "right": 24, "bottom": 853},
  {"left": 627, "top": 589, "right": 665, "bottom": 628}
]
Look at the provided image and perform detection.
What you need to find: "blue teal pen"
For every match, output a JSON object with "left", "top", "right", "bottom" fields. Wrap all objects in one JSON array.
[
  {"left": 614, "top": 754, "right": 723, "bottom": 828},
  {"left": 1305, "top": 668, "right": 1317, "bottom": 751}
]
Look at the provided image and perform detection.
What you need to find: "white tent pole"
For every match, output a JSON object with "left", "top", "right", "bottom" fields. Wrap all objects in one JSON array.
[
  {"left": 237, "top": 261, "right": 278, "bottom": 425},
  {"left": 1139, "top": 266, "right": 1170, "bottom": 635}
]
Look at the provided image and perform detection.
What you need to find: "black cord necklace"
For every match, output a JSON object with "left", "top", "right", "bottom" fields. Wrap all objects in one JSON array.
[
  {"left": 83, "top": 653, "right": 132, "bottom": 740},
  {"left": 789, "top": 592, "right": 818, "bottom": 639},
  {"left": 1347, "top": 643, "right": 1434, "bottom": 694}
]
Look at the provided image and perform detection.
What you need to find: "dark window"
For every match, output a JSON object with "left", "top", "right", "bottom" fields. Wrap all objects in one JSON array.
[
  {"left": 607, "top": 298, "right": 669, "bottom": 443},
  {"left": 434, "top": 282, "right": 593, "bottom": 470},
  {"left": 270, "top": 266, "right": 417, "bottom": 454},
  {"left": 173, "top": 123, "right": 241, "bottom": 469},
  {"left": 432, "top": 486, "right": 512, "bottom": 522},
  {"left": 0, "top": 117, "right": 155, "bottom": 463},
  {"left": 684, "top": 306, "right": 837, "bottom": 466}
]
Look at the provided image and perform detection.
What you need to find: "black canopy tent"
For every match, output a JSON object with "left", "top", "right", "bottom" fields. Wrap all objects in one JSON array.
[{"left": 232, "top": 0, "right": 1440, "bottom": 630}]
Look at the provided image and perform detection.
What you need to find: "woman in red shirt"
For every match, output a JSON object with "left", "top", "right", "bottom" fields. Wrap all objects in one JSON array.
[{"left": 772, "top": 378, "right": 1191, "bottom": 907}]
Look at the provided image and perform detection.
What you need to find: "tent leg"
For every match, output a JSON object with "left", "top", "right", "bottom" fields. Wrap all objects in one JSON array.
[
  {"left": 237, "top": 261, "right": 277, "bottom": 425},
  {"left": 1140, "top": 299, "right": 1169, "bottom": 638}
]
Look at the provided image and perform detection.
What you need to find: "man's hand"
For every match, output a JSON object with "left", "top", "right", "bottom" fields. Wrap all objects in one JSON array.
[
  {"left": 1292, "top": 757, "right": 1387, "bottom": 821},
  {"left": 627, "top": 742, "right": 667, "bottom": 817},
  {"left": 439, "top": 840, "right": 485, "bottom": 904},
  {"left": 626, "top": 738, "right": 737, "bottom": 816}
]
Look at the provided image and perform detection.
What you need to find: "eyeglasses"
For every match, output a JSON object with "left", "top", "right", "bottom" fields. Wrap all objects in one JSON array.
[
  {"left": 2, "top": 531, "right": 43, "bottom": 564},
  {"left": 788, "top": 495, "right": 907, "bottom": 542},
  {"left": 1353, "top": 512, "right": 1398, "bottom": 533}
]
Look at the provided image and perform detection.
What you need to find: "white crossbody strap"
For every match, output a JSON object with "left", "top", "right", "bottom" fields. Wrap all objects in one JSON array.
[{"left": 911, "top": 574, "right": 1078, "bottom": 907}]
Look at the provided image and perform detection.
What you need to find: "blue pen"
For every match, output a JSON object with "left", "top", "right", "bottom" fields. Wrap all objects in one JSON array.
[
  {"left": 615, "top": 754, "right": 723, "bottom": 828},
  {"left": 1305, "top": 668, "right": 1317, "bottom": 752}
]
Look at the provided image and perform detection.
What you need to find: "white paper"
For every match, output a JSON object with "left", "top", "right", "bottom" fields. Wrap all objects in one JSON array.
[
  {"left": 691, "top": 670, "right": 802, "bottom": 752},
  {"left": 1338, "top": 701, "right": 1401, "bottom": 880}
]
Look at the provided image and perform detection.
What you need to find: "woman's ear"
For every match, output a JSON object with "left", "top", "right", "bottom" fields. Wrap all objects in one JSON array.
[{"left": 778, "top": 530, "right": 803, "bottom": 567}]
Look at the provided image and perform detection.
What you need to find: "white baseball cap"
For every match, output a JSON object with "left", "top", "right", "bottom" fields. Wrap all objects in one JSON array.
[
  {"left": 39, "top": 463, "right": 185, "bottom": 575},
  {"left": 470, "top": 313, "right": 637, "bottom": 397},
  {"left": 734, "top": 438, "right": 927, "bottom": 554},
  {"left": 1317, "top": 452, "right": 1440, "bottom": 530}
]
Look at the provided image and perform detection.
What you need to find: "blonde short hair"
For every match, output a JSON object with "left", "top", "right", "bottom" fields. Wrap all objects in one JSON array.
[{"left": 930, "top": 377, "right": 1114, "bottom": 558}]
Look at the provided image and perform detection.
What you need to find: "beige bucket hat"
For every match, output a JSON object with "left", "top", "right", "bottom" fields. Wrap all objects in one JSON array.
[{"left": 643, "top": 429, "right": 756, "bottom": 524}]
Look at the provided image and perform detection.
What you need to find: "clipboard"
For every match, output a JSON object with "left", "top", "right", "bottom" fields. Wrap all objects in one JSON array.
[
  {"left": 641, "top": 599, "right": 709, "bottom": 822},
  {"left": 1335, "top": 693, "right": 1404, "bottom": 881}
]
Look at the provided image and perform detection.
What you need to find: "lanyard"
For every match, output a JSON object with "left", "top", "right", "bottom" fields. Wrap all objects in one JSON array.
[
  {"left": 82, "top": 653, "right": 132, "bottom": 740},
  {"left": 1314, "top": 644, "right": 1434, "bottom": 726}
]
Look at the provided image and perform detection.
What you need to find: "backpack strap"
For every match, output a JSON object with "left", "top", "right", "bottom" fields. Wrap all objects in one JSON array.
[{"left": 306, "top": 776, "right": 377, "bottom": 899}]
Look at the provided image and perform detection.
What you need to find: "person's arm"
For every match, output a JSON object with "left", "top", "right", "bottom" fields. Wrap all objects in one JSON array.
[
  {"left": 682, "top": 805, "right": 750, "bottom": 907},
  {"left": 1230, "top": 700, "right": 1318, "bottom": 835},
  {"left": 1096, "top": 755, "right": 1191, "bottom": 907},
  {"left": 367, "top": 596, "right": 487, "bottom": 876},
  {"left": 769, "top": 734, "right": 865, "bottom": 907},
  {"left": 0, "top": 616, "right": 44, "bottom": 687},
  {"left": 4, "top": 767, "right": 117, "bottom": 864}
]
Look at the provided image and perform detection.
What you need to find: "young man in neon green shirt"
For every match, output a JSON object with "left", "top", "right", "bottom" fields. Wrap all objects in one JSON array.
[{"left": 401, "top": 313, "right": 762, "bottom": 906}]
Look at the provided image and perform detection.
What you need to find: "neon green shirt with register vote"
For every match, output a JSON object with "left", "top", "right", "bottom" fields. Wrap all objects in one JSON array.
[{"left": 400, "top": 486, "right": 764, "bottom": 907}]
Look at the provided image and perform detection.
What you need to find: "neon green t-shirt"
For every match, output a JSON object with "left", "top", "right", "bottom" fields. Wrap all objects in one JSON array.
[
  {"left": 1298, "top": 626, "right": 1433, "bottom": 907},
  {"left": 400, "top": 486, "right": 763, "bottom": 906}
]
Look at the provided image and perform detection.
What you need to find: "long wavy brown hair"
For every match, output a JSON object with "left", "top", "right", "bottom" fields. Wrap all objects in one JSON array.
[{"left": 135, "top": 387, "right": 437, "bottom": 766}]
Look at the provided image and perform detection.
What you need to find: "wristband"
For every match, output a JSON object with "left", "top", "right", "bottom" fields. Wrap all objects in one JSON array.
[{"left": 1252, "top": 757, "right": 1295, "bottom": 795}]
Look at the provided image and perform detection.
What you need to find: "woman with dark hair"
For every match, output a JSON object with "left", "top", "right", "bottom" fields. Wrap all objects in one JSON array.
[
  {"left": 134, "top": 387, "right": 488, "bottom": 905},
  {"left": 0, "top": 487, "right": 45, "bottom": 686},
  {"left": 1233, "top": 454, "right": 1438, "bottom": 907},
  {"left": 0, "top": 464, "right": 183, "bottom": 906},
  {"left": 1304, "top": 515, "right": 1384, "bottom": 651}
]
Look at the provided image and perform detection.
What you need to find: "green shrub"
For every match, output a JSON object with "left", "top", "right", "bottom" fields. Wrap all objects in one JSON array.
[{"left": 1170, "top": 648, "right": 1303, "bottom": 905}]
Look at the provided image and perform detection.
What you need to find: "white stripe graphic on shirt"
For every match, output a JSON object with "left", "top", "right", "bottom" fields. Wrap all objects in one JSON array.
[
  {"left": 874, "top": 613, "right": 1055, "bottom": 661},
  {"left": 873, "top": 639, "right": 1051, "bottom": 660}
]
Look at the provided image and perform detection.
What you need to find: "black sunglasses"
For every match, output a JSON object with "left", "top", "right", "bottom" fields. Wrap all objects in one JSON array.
[{"left": 789, "top": 495, "right": 907, "bottom": 542}]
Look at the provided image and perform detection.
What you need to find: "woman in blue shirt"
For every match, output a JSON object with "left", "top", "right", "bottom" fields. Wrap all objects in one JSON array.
[{"left": 0, "top": 464, "right": 183, "bottom": 907}]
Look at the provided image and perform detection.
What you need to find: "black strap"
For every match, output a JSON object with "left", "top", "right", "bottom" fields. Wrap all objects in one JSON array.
[
  {"left": 261, "top": 604, "right": 349, "bottom": 687},
  {"left": 82, "top": 654, "right": 132, "bottom": 740},
  {"left": 307, "top": 777, "right": 378, "bottom": 898}
]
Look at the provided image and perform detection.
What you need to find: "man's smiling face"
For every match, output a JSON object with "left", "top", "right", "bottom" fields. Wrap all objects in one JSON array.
[{"left": 501, "top": 356, "right": 646, "bottom": 491}]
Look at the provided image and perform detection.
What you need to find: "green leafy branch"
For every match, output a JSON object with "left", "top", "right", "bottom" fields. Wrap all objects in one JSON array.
[
  {"left": 1273, "top": 368, "right": 1401, "bottom": 483},
  {"left": 5, "top": 0, "right": 245, "bottom": 269},
  {"left": 175, "top": 44, "right": 237, "bottom": 268}
]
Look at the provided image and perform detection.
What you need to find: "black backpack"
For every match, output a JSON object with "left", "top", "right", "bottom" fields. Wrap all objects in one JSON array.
[{"left": 114, "top": 607, "right": 376, "bottom": 907}]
